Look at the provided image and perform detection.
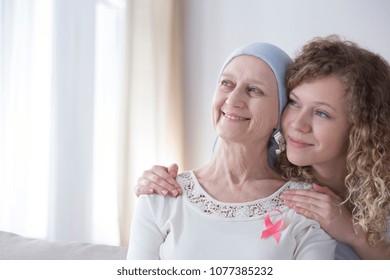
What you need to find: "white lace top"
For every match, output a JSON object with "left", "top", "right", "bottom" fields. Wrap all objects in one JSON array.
[{"left": 127, "top": 171, "right": 336, "bottom": 260}]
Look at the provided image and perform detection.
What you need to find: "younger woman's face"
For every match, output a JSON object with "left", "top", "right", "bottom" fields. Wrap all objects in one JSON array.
[{"left": 281, "top": 76, "right": 350, "bottom": 170}]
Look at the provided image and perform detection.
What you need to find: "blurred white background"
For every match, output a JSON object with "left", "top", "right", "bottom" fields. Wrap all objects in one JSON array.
[{"left": 1, "top": 0, "right": 389, "bottom": 246}]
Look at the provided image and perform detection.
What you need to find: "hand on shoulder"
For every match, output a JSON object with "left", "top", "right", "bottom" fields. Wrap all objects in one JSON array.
[{"left": 134, "top": 163, "right": 182, "bottom": 197}]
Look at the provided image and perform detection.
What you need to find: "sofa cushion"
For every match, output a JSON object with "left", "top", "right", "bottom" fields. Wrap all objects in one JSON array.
[{"left": 0, "top": 231, "right": 127, "bottom": 260}]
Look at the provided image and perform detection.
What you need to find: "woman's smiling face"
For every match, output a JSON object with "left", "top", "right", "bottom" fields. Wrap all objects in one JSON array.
[
  {"left": 212, "top": 55, "right": 279, "bottom": 146},
  {"left": 281, "top": 76, "right": 350, "bottom": 169}
]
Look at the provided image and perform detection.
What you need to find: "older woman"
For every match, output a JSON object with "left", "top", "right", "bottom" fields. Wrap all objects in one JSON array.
[{"left": 127, "top": 43, "right": 335, "bottom": 260}]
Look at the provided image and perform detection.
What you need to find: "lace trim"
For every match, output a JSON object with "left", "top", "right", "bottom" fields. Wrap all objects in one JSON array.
[{"left": 178, "top": 171, "right": 310, "bottom": 220}]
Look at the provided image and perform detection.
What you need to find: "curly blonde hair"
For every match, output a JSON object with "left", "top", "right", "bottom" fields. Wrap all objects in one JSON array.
[{"left": 278, "top": 35, "right": 390, "bottom": 246}]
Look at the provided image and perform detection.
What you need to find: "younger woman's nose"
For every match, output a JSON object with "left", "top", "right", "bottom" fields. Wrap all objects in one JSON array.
[{"left": 290, "top": 111, "right": 311, "bottom": 133}]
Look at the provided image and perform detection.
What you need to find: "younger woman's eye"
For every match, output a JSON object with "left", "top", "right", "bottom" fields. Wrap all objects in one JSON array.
[
  {"left": 315, "top": 110, "right": 330, "bottom": 119},
  {"left": 288, "top": 98, "right": 298, "bottom": 107}
]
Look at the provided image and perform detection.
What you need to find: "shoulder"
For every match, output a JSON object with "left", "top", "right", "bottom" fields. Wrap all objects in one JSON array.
[
  {"left": 137, "top": 185, "right": 184, "bottom": 212},
  {"left": 135, "top": 191, "right": 184, "bottom": 227},
  {"left": 176, "top": 171, "right": 193, "bottom": 186},
  {"left": 175, "top": 171, "right": 196, "bottom": 194},
  {"left": 137, "top": 171, "right": 195, "bottom": 205},
  {"left": 284, "top": 181, "right": 312, "bottom": 191}
]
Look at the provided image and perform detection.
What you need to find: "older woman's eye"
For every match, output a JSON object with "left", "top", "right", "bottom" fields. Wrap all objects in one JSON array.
[
  {"left": 248, "top": 87, "right": 264, "bottom": 95},
  {"left": 220, "top": 80, "right": 233, "bottom": 87}
]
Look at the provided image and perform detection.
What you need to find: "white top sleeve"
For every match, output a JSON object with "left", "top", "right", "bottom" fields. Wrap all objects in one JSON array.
[
  {"left": 292, "top": 218, "right": 337, "bottom": 259},
  {"left": 127, "top": 195, "right": 166, "bottom": 260}
]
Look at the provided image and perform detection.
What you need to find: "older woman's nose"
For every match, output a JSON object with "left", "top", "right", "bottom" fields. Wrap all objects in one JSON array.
[{"left": 225, "top": 87, "right": 246, "bottom": 108}]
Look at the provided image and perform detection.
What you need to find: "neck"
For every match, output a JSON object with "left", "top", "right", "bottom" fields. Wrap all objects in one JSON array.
[
  {"left": 195, "top": 140, "right": 285, "bottom": 203},
  {"left": 202, "top": 141, "right": 280, "bottom": 184}
]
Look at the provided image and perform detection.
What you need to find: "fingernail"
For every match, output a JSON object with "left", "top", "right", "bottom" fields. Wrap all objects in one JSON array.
[
  {"left": 162, "top": 189, "right": 168, "bottom": 195},
  {"left": 148, "top": 188, "right": 154, "bottom": 193},
  {"left": 172, "top": 190, "right": 178, "bottom": 196}
]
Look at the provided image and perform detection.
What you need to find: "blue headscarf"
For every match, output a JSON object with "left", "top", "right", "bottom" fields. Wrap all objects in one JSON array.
[{"left": 214, "top": 42, "right": 292, "bottom": 168}]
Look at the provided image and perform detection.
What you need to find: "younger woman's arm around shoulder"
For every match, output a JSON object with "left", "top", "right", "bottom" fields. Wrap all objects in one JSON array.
[
  {"left": 134, "top": 164, "right": 182, "bottom": 197},
  {"left": 281, "top": 184, "right": 390, "bottom": 259}
]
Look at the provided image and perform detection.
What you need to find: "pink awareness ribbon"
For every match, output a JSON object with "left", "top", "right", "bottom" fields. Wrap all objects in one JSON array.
[{"left": 260, "top": 209, "right": 284, "bottom": 244}]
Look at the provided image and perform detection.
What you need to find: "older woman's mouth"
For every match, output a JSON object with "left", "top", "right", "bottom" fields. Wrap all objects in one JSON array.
[{"left": 222, "top": 111, "right": 251, "bottom": 121}]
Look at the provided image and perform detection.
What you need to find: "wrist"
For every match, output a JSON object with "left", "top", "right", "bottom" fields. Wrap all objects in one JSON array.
[{"left": 346, "top": 226, "right": 368, "bottom": 251}]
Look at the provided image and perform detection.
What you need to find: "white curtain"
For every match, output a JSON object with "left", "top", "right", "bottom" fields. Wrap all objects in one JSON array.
[
  {"left": 0, "top": 0, "right": 52, "bottom": 239},
  {"left": 0, "top": 0, "right": 183, "bottom": 246},
  {"left": 0, "top": 0, "right": 125, "bottom": 245},
  {"left": 118, "top": 0, "right": 184, "bottom": 246},
  {"left": 47, "top": 0, "right": 125, "bottom": 245}
]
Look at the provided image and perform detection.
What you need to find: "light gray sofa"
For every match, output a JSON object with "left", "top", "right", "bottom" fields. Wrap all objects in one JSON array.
[{"left": 0, "top": 231, "right": 127, "bottom": 260}]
